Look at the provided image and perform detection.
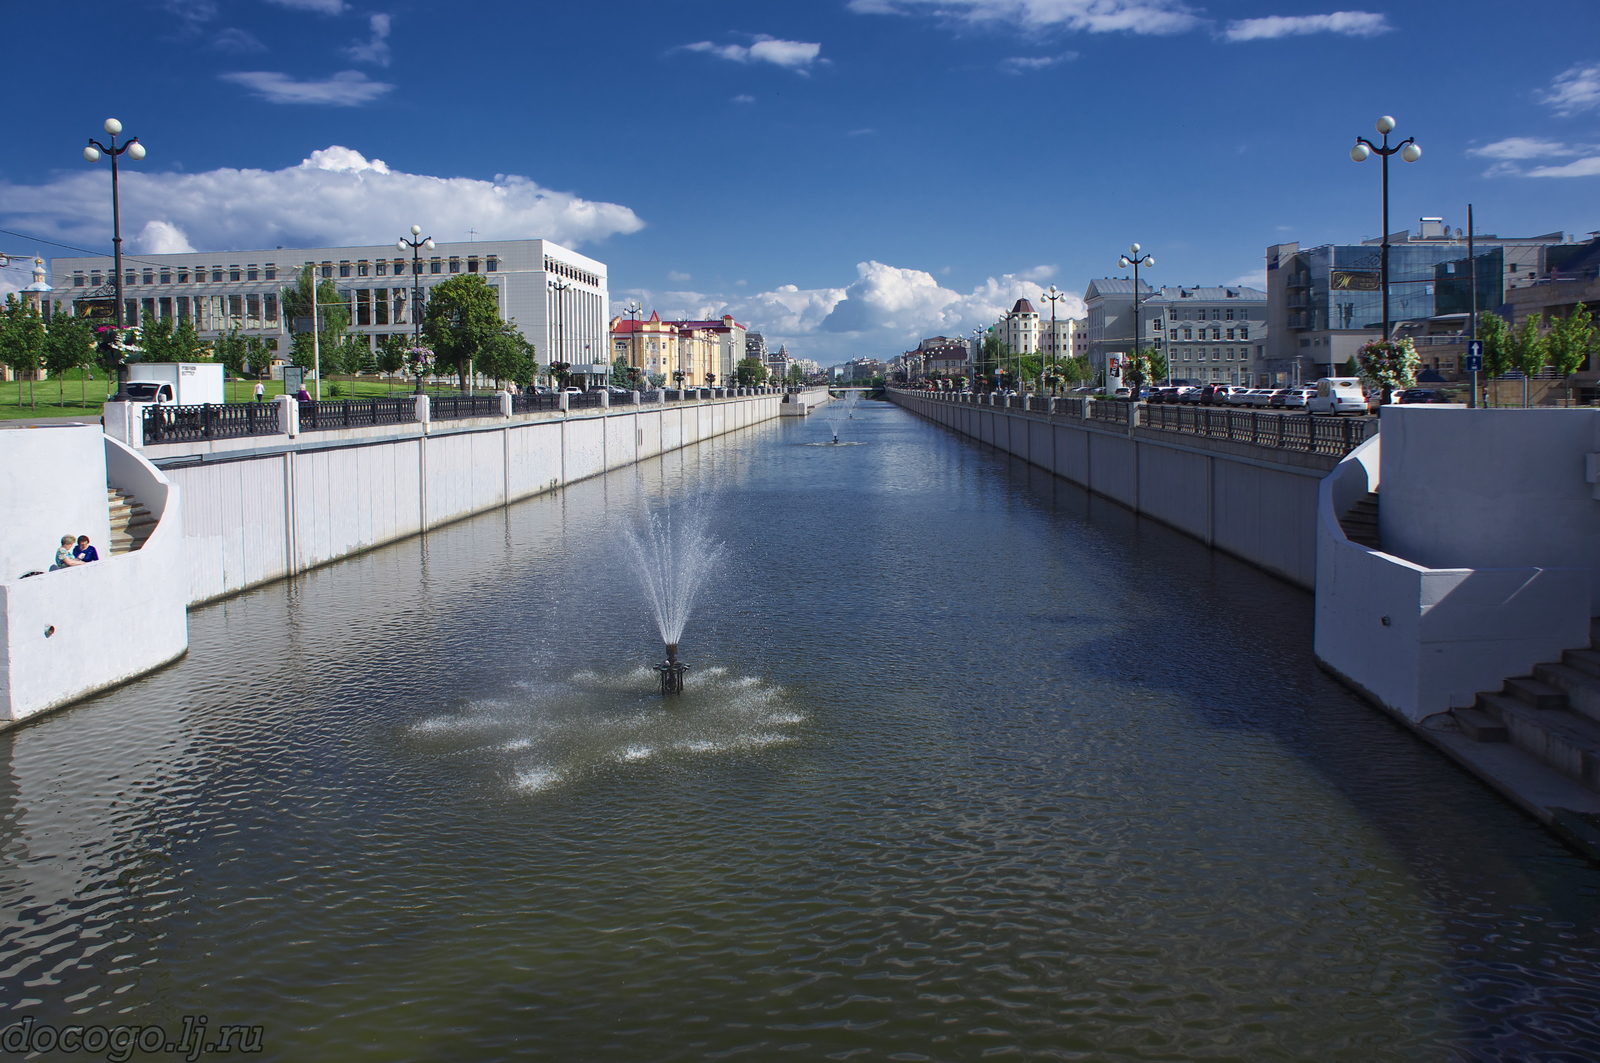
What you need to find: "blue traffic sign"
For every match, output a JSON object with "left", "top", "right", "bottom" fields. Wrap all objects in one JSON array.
[{"left": 1465, "top": 339, "right": 1484, "bottom": 373}]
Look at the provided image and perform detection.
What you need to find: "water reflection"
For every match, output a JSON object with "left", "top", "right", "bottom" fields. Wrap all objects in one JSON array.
[{"left": 0, "top": 404, "right": 1596, "bottom": 1061}]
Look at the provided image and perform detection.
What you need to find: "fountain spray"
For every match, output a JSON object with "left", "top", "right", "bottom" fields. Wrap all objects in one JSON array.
[{"left": 622, "top": 501, "right": 726, "bottom": 696}]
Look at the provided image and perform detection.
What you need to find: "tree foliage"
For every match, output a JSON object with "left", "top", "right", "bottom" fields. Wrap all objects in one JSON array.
[
  {"left": 0, "top": 296, "right": 47, "bottom": 406},
  {"left": 1548, "top": 302, "right": 1596, "bottom": 404},
  {"left": 213, "top": 329, "right": 250, "bottom": 378},
  {"left": 43, "top": 305, "right": 94, "bottom": 407},
  {"left": 735, "top": 357, "right": 767, "bottom": 386},
  {"left": 477, "top": 325, "right": 538, "bottom": 388},
  {"left": 1354, "top": 337, "right": 1419, "bottom": 401},
  {"left": 421, "top": 274, "right": 503, "bottom": 392},
  {"left": 141, "top": 315, "right": 207, "bottom": 363},
  {"left": 282, "top": 265, "right": 351, "bottom": 373},
  {"left": 1478, "top": 311, "right": 1513, "bottom": 381}
]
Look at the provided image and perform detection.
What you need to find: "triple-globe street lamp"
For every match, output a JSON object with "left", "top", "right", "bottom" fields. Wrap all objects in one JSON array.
[
  {"left": 398, "top": 225, "right": 435, "bottom": 393},
  {"left": 82, "top": 119, "right": 146, "bottom": 402},
  {"left": 1040, "top": 284, "right": 1068, "bottom": 393},
  {"left": 1350, "top": 116, "right": 1422, "bottom": 343},
  {"left": 1117, "top": 244, "right": 1155, "bottom": 392}
]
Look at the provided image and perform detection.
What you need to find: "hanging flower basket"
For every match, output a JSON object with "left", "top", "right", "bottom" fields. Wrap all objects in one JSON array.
[{"left": 1354, "top": 337, "right": 1418, "bottom": 399}]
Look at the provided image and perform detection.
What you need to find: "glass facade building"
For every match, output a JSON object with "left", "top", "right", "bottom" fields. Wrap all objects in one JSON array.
[{"left": 1286, "top": 244, "right": 1503, "bottom": 333}]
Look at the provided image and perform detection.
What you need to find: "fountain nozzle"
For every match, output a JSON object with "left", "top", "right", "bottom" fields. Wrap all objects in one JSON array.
[{"left": 657, "top": 642, "right": 687, "bottom": 695}]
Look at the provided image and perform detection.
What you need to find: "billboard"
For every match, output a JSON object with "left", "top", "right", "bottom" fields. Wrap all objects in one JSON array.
[
  {"left": 1330, "top": 270, "right": 1381, "bottom": 292},
  {"left": 76, "top": 299, "right": 116, "bottom": 320}
]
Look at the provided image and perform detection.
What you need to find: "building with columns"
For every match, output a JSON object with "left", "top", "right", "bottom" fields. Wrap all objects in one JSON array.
[{"left": 47, "top": 237, "right": 610, "bottom": 385}]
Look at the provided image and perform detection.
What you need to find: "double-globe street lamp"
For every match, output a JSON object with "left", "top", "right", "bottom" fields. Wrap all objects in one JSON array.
[
  {"left": 1350, "top": 116, "right": 1422, "bottom": 343},
  {"left": 1117, "top": 244, "right": 1155, "bottom": 392},
  {"left": 82, "top": 119, "right": 146, "bottom": 402},
  {"left": 398, "top": 225, "right": 435, "bottom": 393},
  {"left": 1041, "top": 284, "right": 1068, "bottom": 393}
]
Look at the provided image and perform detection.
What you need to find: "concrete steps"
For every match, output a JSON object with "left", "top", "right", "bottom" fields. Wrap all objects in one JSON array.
[
  {"left": 1452, "top": 623, "right": 1600, "bottom": 793},
  {"left": 108, "top": 486, "right": 156, "bottom": 555},
  {"left": 1339, "top": 491, "right": 1380, "bottom": 549}
]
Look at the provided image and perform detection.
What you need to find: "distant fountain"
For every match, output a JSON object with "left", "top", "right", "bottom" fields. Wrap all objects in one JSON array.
[
  {"left": 818, "top": 391, "right": 861, "bottom": 445},
  {"left": 622, "top": 501, "right": 727, "bottom": 695}
]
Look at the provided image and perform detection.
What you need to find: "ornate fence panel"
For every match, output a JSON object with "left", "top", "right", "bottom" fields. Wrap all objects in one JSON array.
[
  {"left": 429, "top": 394, "right": 503, "bottom": 421},
  {"left": 1140, "top": 404, "right": 1374, "bottom": 457},
  {"left": 296, "top": 398, "right": 417, "bottom": 433},
  {"left": 143, "top": 402, "right": 282, "bottom": 446},
  {"left": 511, "top": 392, "right": 563, "bottom": 414}
]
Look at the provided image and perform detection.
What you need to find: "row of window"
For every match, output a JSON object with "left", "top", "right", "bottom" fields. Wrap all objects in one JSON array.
[
  {"left": 74, "top": 264, "right": 279, "bottom": 287},
  {"left": 114, "top": 293, "right": 281, "bottom": 330},
  {"left": 1163, "top": 326, "right": 1250, "bottom": 341},
  {"left": 544, "top": 256, "right": 600, "bottom": 288},
  {"left": 1173, "top": 346, "right": 1260, "bottom": 362},
  {"left": 1157, "top": 307, "right": 1253, "bottom": 321},
  {"left": 321, "top": 256, "right": 499, "bottom": 279}
]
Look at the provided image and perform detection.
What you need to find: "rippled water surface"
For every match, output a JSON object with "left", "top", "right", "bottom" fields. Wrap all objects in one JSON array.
[{"left": 4, "top": 402, "right": 1600, "bottom": 1061}]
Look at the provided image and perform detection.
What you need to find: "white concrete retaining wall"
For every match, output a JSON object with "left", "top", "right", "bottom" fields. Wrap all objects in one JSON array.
[
  {"left": 1378, "top": 407, "right": 1600, "bottom": 614},
  {"left": 1314, "top": 435, "right": 1589, "bottom": 722},
  {"left": 0, "top": 437, "right": 188, "bottom": 724},
  {"left": 170, "top": 394, "right": 782, "bottom": 605},
  {"left": 0, "top": 425, "right": 113, "bottom": 581},
  {"left": 890, "top": 391, "right": 1332, "bottom": 589}
]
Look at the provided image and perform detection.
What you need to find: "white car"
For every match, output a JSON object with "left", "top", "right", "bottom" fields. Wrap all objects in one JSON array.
[
  {"left": 1306, "top": 377, "right": 1369, "bottom": 415},
  {"left": 1273, "top": 387, "right": 1313, "bottom": 409},
  {"left": 1220, "top": 386, "right": 1255, "bottom": 405},
  {"left": 1242, "top": 388, "right": 1277, "bottom": 407}
]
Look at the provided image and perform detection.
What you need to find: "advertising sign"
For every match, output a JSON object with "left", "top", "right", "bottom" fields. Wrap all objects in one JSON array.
[
  {"left": 1330, "top": 270, "right": 1381, "bottom": 292},
  {"left": 76, "top": 299, "right": 116, "bottom": 320}
]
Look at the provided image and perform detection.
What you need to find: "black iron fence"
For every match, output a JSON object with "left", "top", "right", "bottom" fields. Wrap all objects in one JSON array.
[
  {"left": 568, "top": 391, "right": 605, "bottom": 409},
  {"left": 297, "top": 397, "right": 417, "bottom": 433},
  {"left": 512, "top": 392, "right": 563, "bottom": 414},
  {"left": 430, "top": 394, "right": 503, "bottom": 421},
  {"left": 143, "top": 402, "right": 281, "bottom": 446}
]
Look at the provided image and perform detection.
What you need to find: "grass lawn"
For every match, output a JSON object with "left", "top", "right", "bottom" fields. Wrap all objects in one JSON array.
[{"left": 0, "top": 370, "right": 470, "bottom": 420}]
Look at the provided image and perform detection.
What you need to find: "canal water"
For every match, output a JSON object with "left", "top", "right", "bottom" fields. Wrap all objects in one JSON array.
[{"left": 3, "top": 402, "right": 1599, "bottom": 1062}]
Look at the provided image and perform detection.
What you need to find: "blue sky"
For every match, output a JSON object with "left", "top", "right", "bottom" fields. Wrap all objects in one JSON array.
[{"left": 2, "top": 0, "right": 1597, "bottom": 364}]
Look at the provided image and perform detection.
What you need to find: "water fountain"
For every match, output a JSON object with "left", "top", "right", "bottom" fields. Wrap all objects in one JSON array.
[
  {"left": 818, "top": 391, "right": 861, "bottom": 445},
  {"left": 622, "top": 501, "right": 726, "bottom": 695}
]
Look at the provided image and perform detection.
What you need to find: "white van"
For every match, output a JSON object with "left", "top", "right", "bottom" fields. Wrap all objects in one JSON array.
[{"left": 1307, "top": 377, "right": 1368, "bottom": 415}]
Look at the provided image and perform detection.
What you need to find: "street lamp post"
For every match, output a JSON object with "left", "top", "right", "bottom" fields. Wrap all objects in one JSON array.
[
  {"left": 970, "top": 326, "right": 984, "bottom": 393},
  {"left": 83, "top": 119, "right": 146, "bottom": 403},
  {"left": 1350, "top": 116, "right": 1422, "bottom": 342},
  {"left": 1041, "top": 284, "right": 1067, "bottom": 393},
  {"left": 1117, "top": 244, "right": 1155, "bottom": 394},
  {"left": 398, "top": 225, "right": 435, "bottom": 393},
  {"left": 624, "top": 300, "right": 642, "bottom": 388},
  {"left": 549, "top": 279, "right": 571, "bottom": 388}
]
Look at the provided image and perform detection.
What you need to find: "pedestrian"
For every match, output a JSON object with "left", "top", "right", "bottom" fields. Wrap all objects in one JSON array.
[
  {"left": 50, "top": 535, "right": 85, "bottom": 571},
  {"left": 73, "top": 535, "right": 99, "bottom": 563},
  {"left": 295, "top": 384, "right": 311, "bottom": 402},
  {"left": 254, "top": 380, "right": 266, "bottom": 403}
]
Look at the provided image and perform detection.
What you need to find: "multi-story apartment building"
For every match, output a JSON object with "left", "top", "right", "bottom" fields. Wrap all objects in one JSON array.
[
  {"left": 611, "top": 310, "right": 678, "bottom": 383},
  {"left": 1083, "top": 277, "right": 1155, "bottom": 378},
  {"left": 1265, "top": 217, "right": 1568, "bottom": 383},
  {"left": 1144, "top": 286, "right": 1268, "bottom": 385},
  {"left": 1039, "top": 317, "right": 1080, "bottom": 366},
  {"left": 995, "top": 298, "right": 1040, "bottom": 354},
  {"left": 662, "top": 315, "right": 746, "bottom": 382},
  {"left": 49, "top": 238, "right": 611, "bottom": 385}
]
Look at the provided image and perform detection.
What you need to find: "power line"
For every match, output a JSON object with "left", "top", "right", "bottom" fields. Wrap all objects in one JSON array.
[{"left": 0, "top": 226, "right": 226, "bottom": 273}]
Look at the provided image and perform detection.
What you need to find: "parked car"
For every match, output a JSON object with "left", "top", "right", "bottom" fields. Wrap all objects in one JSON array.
[
  {"left": 1271, "top": 387, "right": 1313, "bottom": 409},
  {"left": 1221, "top": 387, "right": 1256, "bottom": 406},
  {"left": 1239, "top": 389, "right": 1276, "bottom": 407},
  {"left": 1149, "top": 386, "right": 1181, "bottom": 403},
  {"left": 1112, "top": 387, "right": 1132, "bottom": 399},
  {"left": 1306, "top": 377, "right": 1368, "bottom": 415},
  {"left": 1398, "top": 387, "right": 1451, "bottom": 404}
]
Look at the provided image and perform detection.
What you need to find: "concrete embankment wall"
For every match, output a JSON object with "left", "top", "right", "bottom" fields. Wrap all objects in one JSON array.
[
  {"left": 889, "top": 391, "right": 1336, "bottom": 589},
  {"left": 168, "top": 394, "right": 782, "bottom": 606}
]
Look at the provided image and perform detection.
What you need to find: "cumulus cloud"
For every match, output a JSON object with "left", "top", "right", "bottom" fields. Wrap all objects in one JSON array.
[
  {"left": 1000, "top": 53, "right": 1075, "bottom": 72},
  {"left": 848, "top": 0, "right": 1203, "bottom": 36},
  {"left": 622, "top": 262, "right": 1077, "bottom": 363},
  {"left": 1469, "top": 136, "right": 1577, "bottom": 159},
  {"left": 1539, "top": 63, "right": 1600, "bottom": 116},
  {"left": 1220, "top": 11, "right": 1390, "bottom": 42},
  {"left": 684, "top": 35, "right": 822, "bottom": 69},
  {"left": 0, "top": 146, "right": 644, "bottom": 255},
  {"left": 345, "top": 13, "right": 392, "bottom": 66},
  {"left": 221, "top": 69, "right": 393, "bottom": 106},
  {"left": 265, "top": 0, "right": 345, "bottom": 12},
  {"left": 1528, "top": 157, "right": 1600, "bottom": 178}
]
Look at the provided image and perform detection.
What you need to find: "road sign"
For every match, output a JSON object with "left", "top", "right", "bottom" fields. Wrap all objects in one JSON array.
[{"left": 1465, "top": 340, "right": 1483, "bottom": 373}]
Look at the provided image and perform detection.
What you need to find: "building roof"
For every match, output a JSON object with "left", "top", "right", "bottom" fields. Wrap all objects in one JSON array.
[
  {"left": 1146, "top": 285, "right": 1266, "bottom": 303},
  {"left": 1084, "top": 278, "right": 1156, "bottom": 298},
  {"left": 1011, "top": 298, "right": 1036, "bottom": 314}
]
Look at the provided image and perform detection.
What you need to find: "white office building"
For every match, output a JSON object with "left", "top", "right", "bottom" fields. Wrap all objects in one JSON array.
[{"left": 47, "top": 238, "right": 610, "bottom": 384}]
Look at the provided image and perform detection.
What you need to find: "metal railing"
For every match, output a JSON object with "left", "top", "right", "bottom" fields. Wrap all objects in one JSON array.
[
  {"left": 639, "top": 390, "right": 663, "bottom": 404},
  {"left": 1141, "top": 404, "right": 1375, "bottom": 455},
  {"left": 430, "top": 394, "right": 503, "bottom": 421},
  {"left": 143, "top": 402, "right": 281, "bottom": 445},
  {"left": 297, "top": 397, "right": 417, "bottom": 433},
  {"left": 568, "top": 391, "right": 605, "bottom": 409},
  {"left": 511, "top": 392, "right": 563, "bottom": 414}
]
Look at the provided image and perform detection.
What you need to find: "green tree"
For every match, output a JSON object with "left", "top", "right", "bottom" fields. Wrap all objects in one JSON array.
[
  {"left": 213, "top": 329, "right": 250, "bottom": 378},
  {"left": 735, "top": 357, "right": 767, "bottom": 386},
  {"left": 1147, "top": 348, "right": 1170, "bottom": 385},
  {"left": 1478, "top": 311, "right": 1513, "bottom": 405},
  {"left": 376, "top": 334, "right": 408, "bottom": 392},
  {"left": 478, "top": 325, "right": 537, "bottom": 389},
  {"left": 141, "top": 315, "right": 207, "bottom": 363},
  {"left": 1060, "top": 355, "right": 1091, "bottom": 385},
  {"left": 244, "top": 336, "right": 271, "bottom": 382},
  {"left": 1547, "top": 302, "right": 1595, "bottom": 405},
  {"left": 977, "top": 331, "right": 1006, "bottom": 390},
  {"left": 282, "top": 265, "right": 351, "bottom": 376},
  {"left": 1508, "top": 312, "right": 1549, "bottom": 407},
  {"left": 1355, "top": 337, "right": 1419, "bottom": 405},
  {"left": 44, "top": 306, "right": 93, "bottom": 407},
  {"left": 787, "top": 364, "right": 804, "bottom": 385},
  {"left": 422, "top": 273, "right": 502, "bottom": 392},
  {"left": 1340, "top": 356, "right": 1360, "bottom": 376},
  {"left": 549, "top": 361, "right": 573, "bottom": 388},
  {"left": 610, "top": 354, "right": 633, "bottom": 388},
  {"left": 0, "top": 296, "right": 47, "bottom": 407}
]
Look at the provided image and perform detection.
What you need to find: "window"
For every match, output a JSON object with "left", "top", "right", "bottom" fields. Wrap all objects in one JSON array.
[
  {"left": 430, "top": 258, "right": 442, "bottom": 274},
  {"left": 247, "top": 265, "right": 258, "bottom": 281},
  {"left": 1183, "top": 328, "right": 1192, "bottom": 339},
  {"left": 449, "top": 257, "right": 461, "bottom": 273},
  {"left": 127, "top": 271, "right": 137, "bottom": 286},
  {"left": 321, "top": 262, "right": 333, "bottom": 279},
  {"left": 265, "top": 295, "right": 278, "bottom": 323},
  {"left": 178, "top": 269, "right": 189, "bottom": 283},
  {"left": 1212, "top": 328, "right": 1221, "bottom": 340},
  {"left": 375, "top": 288, "right": 388, "bottom": 325},
  {"left": 142, "top": 270, "right": 154, "bottom": 285},
  {"left": 1212, "top": 348, "right": 1220, "bottom": 359},
  {"left": 213, "top": 267, "right": 224, "bottom": 282},
  {"left": 159, "top": 297, "right": 172, "bottom": 320},
  {"left": 1225, "top": 309, "right": 1234, "bottom": 320},
  {"left": 73, "top": 273, "right": 85, "bottom": 287},
  {"left": 487, "top": 256, "right": 499, "bottom": 272},
  {"left": 228, "top": 294, "right": 243, "bottom": 322},
  {"left": 246, "top": 294, "right": 261, "bottom": 327},
  {"left": 339, "top": 261, "right": 351, "bottom": 278},
  {"left": 357, "top": 261, "right": 369, "bottom": 277},
  {"left": 91, "top": 272, "right": 102, "bottom": 286},
  {"left": 377, "top": 261, "right": 388, "bottom": 277},
  {"left": 467, "top": 257, "right": 479, "bottom": 273},
  {"left": 177, "top": 296, "right": 190, "bottom": 321},
  {"left": 1239, "top": 327, "right": 1248, "bottom": 340},
  {"left": 1226, "top": 329, "right": 1235, "bottom": 340},
  {"left": 229, "top": 266, "right": 241, "bottom": 282},
  {"left": 357, "top": 289, "right": 371, "bottom": 326},
  {"left": 160, "top": 271, "right": 172, "bottom": 284},
  {"left": 265, "top": 264, "right": 276, "bottom": 281},
  {"left": 141, "top": 298, "right": 156, "bottom": 323}
]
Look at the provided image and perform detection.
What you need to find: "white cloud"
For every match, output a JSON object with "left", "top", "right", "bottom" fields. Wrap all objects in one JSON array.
[
  {"left": 668, "top": 270, "right": 693, "bottom": 283},
  {"left": 135, "top": 220, "right": 197, "bottom": 254},
  {"left": 265, "top": 0, "right": 345, "bottom": 12},
  {"left": 212, "top": 27, "right": 266, "bottom": 53},
  {"left": 732, "top": 94, "right": 756, "bottom": 104},
  {"left": 1469, "top": 137, "right": 1577, "bottom": 160},
  {"left": 1000, "top": 53, "right": 1076, "bottom": 72},
  {"left": 1528, "top": 157, "right": 1600, "bottom": 178},
  {"left": 1220, "top": 11, "right": 1390, "bottom": 42},
  {"left": 0, "top": 146, "right": 644, "bottom": 255},
  {"left": 849, "top": 0, "right": 1203, "bottom": 36},
  {"left": 345, "top": 13, "right": 392, "bottom": 66},
  {"left": 623, "top": 261, "right": 1077, "bottom": 363},
  {"left": 220, "top": 70, "right": 393, "bottom": 106},
  {"left": 1539, "top": 63, "right": 1600, "bottom": 117},
  {"left": 684, "top": 35, "right": 822, "bottom": 69}
]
